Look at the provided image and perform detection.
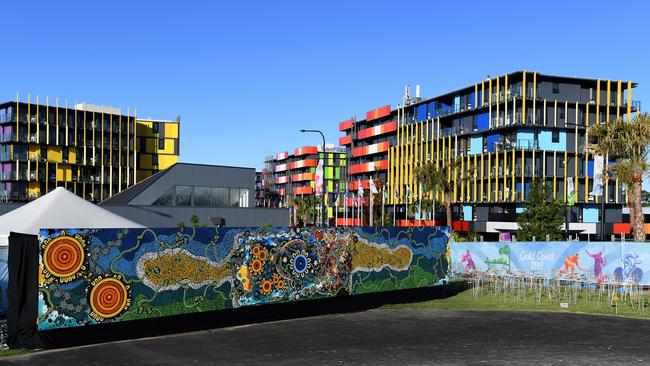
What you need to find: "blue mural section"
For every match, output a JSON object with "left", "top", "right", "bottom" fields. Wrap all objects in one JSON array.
[
  {"left": 38, "top": 226, "right": 450, "bottom": 330},
  {"left": 451, "top": 242, "right": 650, "bottom": 285},
  {"left": 0, "top": 246, "right": 7, "bottom": 315}
]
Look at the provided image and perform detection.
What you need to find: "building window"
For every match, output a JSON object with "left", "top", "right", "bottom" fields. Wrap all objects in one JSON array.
[
  {"left": 194, "top": 186, "right": 212, "bottom": 207},
  {"left": 153, "top": 122, "right": 159, "bottom": 134},
  {"left": 552, "top": 130, "right": 560, "bottom": 143},
  {"left": 152, "top": 154, "right": 158, "bottom": 166},
  {"left": 158, "top": 139, "right": 165, "bottom": 150},
  {"left": 152, "top": 187, "right": 174, "bottom": 206},
  {"left": 552, "top": 83, "right": 560, "bottom": 94},
  {"left": 175, "top": 186, "right": 193, "bottom": 206}
]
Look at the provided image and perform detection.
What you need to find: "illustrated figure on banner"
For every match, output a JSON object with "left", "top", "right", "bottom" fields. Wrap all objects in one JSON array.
[
  {"left": 585, "top": 247, "right": 607, "bottom": 282},
  {"left": 559, "top": 253, "right": 585, "bottom": 276},
  {"left": 460, "top": 249, "right": 476, "bottom": 272}
]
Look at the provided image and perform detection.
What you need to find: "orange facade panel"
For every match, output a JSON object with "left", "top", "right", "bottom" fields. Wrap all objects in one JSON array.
[
  {"left": 292, "top": 172, "right": 315, "bottom": 182},
  {"left": 352, "top": 141, "right": 390, "bottom": 157},
  {"left": 294, "top": 146, "right": 319, "bottom": 156},
  {"left": 348, "top": 159, "right": 388, "bottom": 175},
  {"left": 293, "top": 186, "right": 313, "bottom": 195},
  {"left": 339, "top": 135, "right": 352, "bottom": 146},
  {"left": 274, "top": 163, "right": 288, "bottom": 172},
  {"left": 366, "top": 105, "right": 391, "bottom": 121},
  {"left": 275, "top": 175, "right": 288, "bottom": 184},
  {"left": 357, "top": 121, "right": 396, "bottom": 140},
  {"left": 339, "top": 118, "right": 354, "bottom": 131},
  {"left": 289, "top": 159, "right": 318, "bottom": 170}
]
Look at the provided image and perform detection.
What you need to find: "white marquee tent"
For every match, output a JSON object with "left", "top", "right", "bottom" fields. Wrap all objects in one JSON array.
[{"left": 0, "top": 187, "right": 144, "bottom": 245}]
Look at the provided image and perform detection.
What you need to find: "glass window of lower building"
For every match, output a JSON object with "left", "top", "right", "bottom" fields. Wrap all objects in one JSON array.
[{"left": 151, "top": 185, "right": 249, "bottom": 207}]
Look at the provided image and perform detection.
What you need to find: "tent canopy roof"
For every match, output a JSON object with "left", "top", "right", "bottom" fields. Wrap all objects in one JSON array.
[{"left": 0, "top": 187, "right": 144, "bottom": 244}]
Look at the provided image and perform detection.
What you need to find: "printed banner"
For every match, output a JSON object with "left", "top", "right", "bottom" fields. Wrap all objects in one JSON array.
[
  {"left": 451, "top": 242, "right": 650, "bottom": 285},
  {"left": 38, "top": 226, "right": 450, "bottom": 330}
]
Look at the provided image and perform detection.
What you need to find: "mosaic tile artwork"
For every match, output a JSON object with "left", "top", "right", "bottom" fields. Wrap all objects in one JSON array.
[{"left": 38, "top": 226, "right": 450, "bottom": 330}]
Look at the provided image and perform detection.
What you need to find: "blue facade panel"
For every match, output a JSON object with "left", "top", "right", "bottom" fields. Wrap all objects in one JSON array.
[
  {"left": 584, "top": 159, "right": 594, "bottom": 177},
  {"left": 583, "top": 206, "right": 599, "bottom": 223},
  {"left": 428, "top": 102, "right": 436, "bottom": 118},
  {"left": 470, "top": 136, "right": 483, "bottom": 155},
  {"left": 515, "top": 204, "right": 525, "bottom": 214},
  {"left": 469, "top": 92, "right": 475, "bottom": 108},
  {"left": 477, "top": 112, "right": 489, "bottom": 131},
  {"left": 538, "top": 129, "right": 566, "bottom": 151},
  {"left": 515, "top": 183, "right": 531, "bottom": 198},
  {"left": 486, "top": 134, "right": 500, "bottom": 152},
  {"left": 462, "top": 205, "right": 472, "bottom": 221},
  {"left": 416, "top": 104, "right": 427, "bottom": 122}
]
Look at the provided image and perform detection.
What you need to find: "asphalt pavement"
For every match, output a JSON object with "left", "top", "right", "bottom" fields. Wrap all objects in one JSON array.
[{"left": 2, "top": 308, "right": 650, "bottom": 365}]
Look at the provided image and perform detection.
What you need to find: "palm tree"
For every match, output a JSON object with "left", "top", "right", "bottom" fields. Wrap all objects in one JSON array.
[
  {"left": 414, "top": 161, "right": 461, "bottom": 232},
  {"left": 589, "top": 112, "right": 650, "bottom": 242}
]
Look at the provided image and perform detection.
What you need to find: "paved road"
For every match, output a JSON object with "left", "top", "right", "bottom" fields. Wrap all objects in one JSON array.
[{"left": 3, "top": 309, "right": 650, "bottom": 365}]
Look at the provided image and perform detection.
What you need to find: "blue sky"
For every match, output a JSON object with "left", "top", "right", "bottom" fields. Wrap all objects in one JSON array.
[{"left": 2, "top": 0, "right": 649, "bottom": 171}]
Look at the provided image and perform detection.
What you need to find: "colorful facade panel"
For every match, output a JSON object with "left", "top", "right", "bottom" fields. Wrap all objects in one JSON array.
[
  {"left": 339, "top": 135, "right": 352, "bottom": 146},
  {"left": 339, "top": 119, "right": 354, "bottom": 131},
  {"left": 38, "top": 226, "right": 450, "bottom": 330},
  {"left": 352, "top": 141, "right": 391, "bottom": 157},
  {"left": 349, "top": 159, "right": 389, "bottom": 175},
  {"left": 357, "top": 121, "right": 396, "bottom": 140},
  {"left": 294, "top": 146, "right": 319, "bottom": 156},
  {"left": 366, "top": 105, "right": 391, "bottom": 121}
]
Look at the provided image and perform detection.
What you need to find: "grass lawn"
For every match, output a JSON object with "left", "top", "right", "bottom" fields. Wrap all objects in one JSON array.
[
  {"left": 0, "top": 348, "right": 28, "bottom": 357},
  {"left": 386, "top": 286, "right": 650, "bottom": 320}
]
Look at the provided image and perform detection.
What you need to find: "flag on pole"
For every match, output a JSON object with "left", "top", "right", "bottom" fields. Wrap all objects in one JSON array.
[
  {"left": 369, "top": 178, "right": 378, "bottom": 195},
  {"left": 357, "top": 179, "right": 364, "bottom": 206},
  {"left": 383, "top": 187, "right": 389, "bottom": 202},
  {"left": 335, "top": 193, "right": 340, "bottom": 207},
  {"left": 353, "top": 193, "right": 357, "bottom": 207},
  {"left": 405, "top": 185, "right": 412, "bottom": 199},
  {"left": 394, "top": 187, "right": 399, "bottom": 200},
  {"left": 314, "top": 159, "right": 324, "bottom": 196},
  {"left": 590, "top": 155, "right": 604, "bottom": 197},
  {"left": 567, "top": 177, "right": 576, "bottom": 206}
]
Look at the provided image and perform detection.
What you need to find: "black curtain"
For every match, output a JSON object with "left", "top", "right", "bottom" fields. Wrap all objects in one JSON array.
[{"left": 7, "top": 232, "right": 43, "bottom": 349}]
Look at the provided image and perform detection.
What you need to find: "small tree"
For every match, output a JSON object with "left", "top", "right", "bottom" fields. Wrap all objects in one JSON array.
[
  {"left": 589, "top": 113, "right": 650, "bottom": 242},
  {"left": 415, "top": 161, "right": 467, "bottom": 232},
  {"left": 517, "top": 179, "right": 564, "bottom": 241}
]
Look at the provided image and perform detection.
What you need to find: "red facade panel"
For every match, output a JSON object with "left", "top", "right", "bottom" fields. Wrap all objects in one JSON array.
[
  {"left": 357, "top": 121, "right": 396, "bottom": 140},
  {"left": 452, "top": 221, "right": 470, "bottom": 232},
  {"left": 275, "top": 176, "right": 288, "bottom": 184},
  {"left": 289, "top": 159, "right": 319, "bottom": 170},
  {"left": 293, "top": 186, "right": 313, "bottom": 195},
  {"left": 294, "top": 146, "right": 319, "bottom": 156},
  {"left": 292, "top": 172, "right": 315, "bottom": 182},
  {"left": 348, "top": 159, "right": 389, "bottom": 175},
  {"left": 339, "top": 135, "right": 352, "bottom": 146},
  {"left": 613, "top": 223, "right": 631, "bottom": 234},
  {"left": 274, "top": 163, "right": 288, "bottom": 173},
  {"left": 276, "top": 151, "right": 289, "bottom": 161},
  {"left": 366, "top": 105, "right": 391, "bottom": 121},
  {"left": 352, "top": 141, "right": 391, "bottom": 157},
  {"left": 338, "top": 119, "right": 354, "bottom": 131}
]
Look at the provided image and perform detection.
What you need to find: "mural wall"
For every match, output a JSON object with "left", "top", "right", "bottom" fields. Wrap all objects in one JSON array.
[
  {"left": 38, "top": 226, "right": 450, "bottom": 330},
  {"left": 451, "top": 242, "right": 650, "bottom": 285}
]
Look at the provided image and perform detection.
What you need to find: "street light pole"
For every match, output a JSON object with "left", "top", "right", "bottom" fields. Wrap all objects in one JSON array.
[{"left": 300, "top": 129, "right": 326, "bottom": 226}]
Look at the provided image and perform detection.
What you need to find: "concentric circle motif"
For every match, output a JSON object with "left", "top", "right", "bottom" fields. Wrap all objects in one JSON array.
[
  {"left": 89, "top": 277, "right": 130, "bottom": 320},
  {"left": 43, "top": 236, "right": 85, "bottom": 279},
  {"left": 293, "top": 255, "right": 308, "bottom": 273}
]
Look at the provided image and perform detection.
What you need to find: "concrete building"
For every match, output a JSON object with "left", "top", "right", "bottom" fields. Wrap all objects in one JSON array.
[{"left": 100, "top": 163, "right": 288, "bottom": 227}]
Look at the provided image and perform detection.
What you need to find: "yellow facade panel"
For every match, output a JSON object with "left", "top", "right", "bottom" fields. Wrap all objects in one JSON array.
[
  {"left": 158, "top": 155, "right": 178, "bottom": 169},
  {"left": 48, "top": 147, "right": 62, "bottom": 162},
  {"left": 165, "top": 123, "right": 179, "bottom": 138}
]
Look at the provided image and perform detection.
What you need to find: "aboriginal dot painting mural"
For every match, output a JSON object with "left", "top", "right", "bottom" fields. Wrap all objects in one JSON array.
[{"left": 38, "top": 226, "right": 450, "bottom": 330}]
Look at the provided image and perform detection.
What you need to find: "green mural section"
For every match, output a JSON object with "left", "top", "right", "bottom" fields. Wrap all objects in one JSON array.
[{"left": 38, "top": 226, "right": 449, "bottom": 330}]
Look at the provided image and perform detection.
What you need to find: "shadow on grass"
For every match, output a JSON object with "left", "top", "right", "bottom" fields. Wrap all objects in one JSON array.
[{"left": 36, "top": 282, "right": 467, "bottom": 350}]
